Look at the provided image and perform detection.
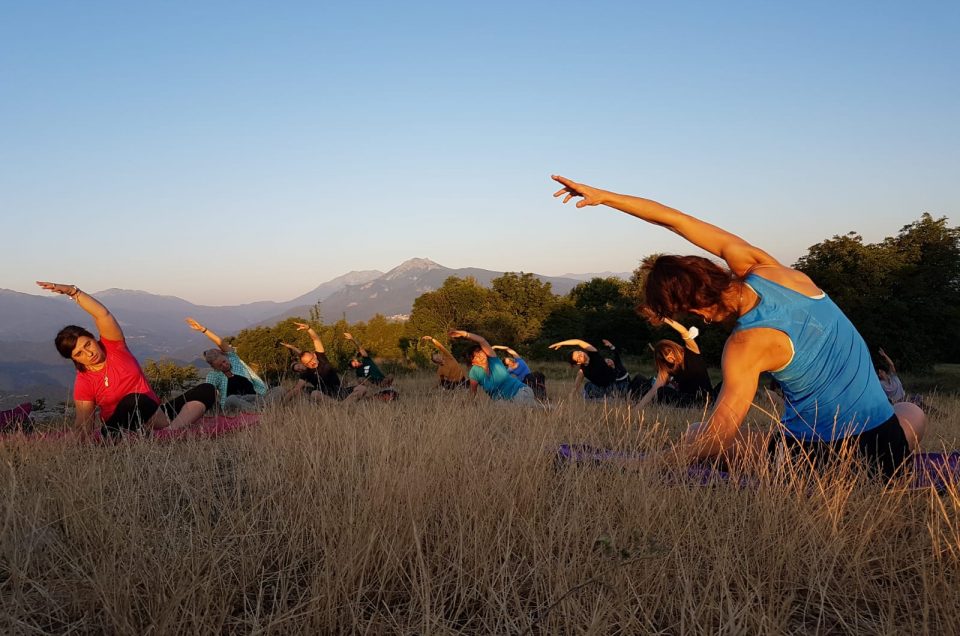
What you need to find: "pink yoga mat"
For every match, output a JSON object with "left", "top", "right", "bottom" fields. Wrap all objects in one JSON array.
[{"left": 2, "top": 412, "right": 261, "bottom": 443}]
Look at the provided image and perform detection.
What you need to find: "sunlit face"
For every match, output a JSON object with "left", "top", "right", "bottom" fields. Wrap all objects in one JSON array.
[
  {"left": 350, "top": 359, "right": 361, "bottom": 368},
  {"left": 300, "top": 352, "right": 319, "bottom": 369},
  {"left": 71, "top": 335, "right": 104, "bottom": 368},
  {"left": 504, "top": 358, "right": 517, "bottom": 370},
  {"left": 214, "top": 356, "right": 232, "bottom": 372},
  {"left": 571, "top": 350, "right": 588, "bottom": 366},
  {"left": 205, "top": 351, "right": 232, "bottom": 372},
  {"left": 470, "top": 350, "right": 487, "bottom": 367},
  {"left": 431, "top": 353, "right": 443, "bottom": 366}
]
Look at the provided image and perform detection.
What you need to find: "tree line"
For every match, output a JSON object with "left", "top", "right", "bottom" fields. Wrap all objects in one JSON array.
[{"left": 224, "top": 213, "right": 957, "bottom": 379}]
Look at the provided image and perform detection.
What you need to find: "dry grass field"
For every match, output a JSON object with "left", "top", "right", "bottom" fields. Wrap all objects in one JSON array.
[{"left": 2, "top": 374, "right": 959, "bottom": 634}]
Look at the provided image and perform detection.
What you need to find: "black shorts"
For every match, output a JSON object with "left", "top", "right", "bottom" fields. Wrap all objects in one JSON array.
[{"left": 770, "top": 413, "right": 910, "bottom": 480}]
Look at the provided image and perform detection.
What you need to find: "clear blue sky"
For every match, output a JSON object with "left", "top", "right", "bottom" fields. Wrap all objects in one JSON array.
[{"left": 2, "top": 1, "right": 957, "bottom": 305}]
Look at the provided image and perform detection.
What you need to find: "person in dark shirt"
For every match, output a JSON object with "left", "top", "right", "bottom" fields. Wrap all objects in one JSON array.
[
  {"left": 344, "top": 332, "right": 393, "bottom": 387},
  {"left": 283, "top": 323, "right": 368, "bottom": 403},
  {"left": 634, "top": 316, "right": 714, "bottom": 409},
  {"left": 550, "top": 338, "right": 630, "bottom": 399}
]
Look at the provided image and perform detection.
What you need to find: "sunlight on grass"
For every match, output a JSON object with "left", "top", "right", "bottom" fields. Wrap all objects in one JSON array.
[{"left": 1, "top": 376, "right": 958, "bottom": 633}]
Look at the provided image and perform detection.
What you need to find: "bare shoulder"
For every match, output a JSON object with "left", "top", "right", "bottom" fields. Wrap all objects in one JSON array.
[
  {"left": 747, "top": 264, "right": 822, "bottom": 297},
  {"left": 723, "top": 327, "right": 792, "bottom": 373}
]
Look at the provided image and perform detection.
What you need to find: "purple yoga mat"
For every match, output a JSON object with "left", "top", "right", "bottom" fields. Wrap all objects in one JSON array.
[
  {"left": 556, "top": 444, "right": 960, "bottom": 491},
  {"left": 0, "top": 403, "right": 32, "bottom": 431}
]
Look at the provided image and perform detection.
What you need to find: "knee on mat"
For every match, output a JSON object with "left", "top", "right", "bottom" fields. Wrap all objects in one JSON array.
[{"left": 894, "top": 401, "right": 927, "bottom": 448}]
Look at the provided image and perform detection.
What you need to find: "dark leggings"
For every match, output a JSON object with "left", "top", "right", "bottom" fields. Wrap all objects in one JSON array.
[
  {"left": 772, "top": 413, "right": 910, "bottom": 481},
  {"left": 102, "top": 384, "right": 217, "bottom": 436}
]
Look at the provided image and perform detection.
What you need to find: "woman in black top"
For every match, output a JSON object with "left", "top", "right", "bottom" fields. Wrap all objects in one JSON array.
[
  {"left": 635, "top": 316, "right": 714, "bottom": 409},
  {"left": 283, "top": 323, "right": 368, "bottom": 403},
  {"left": 549, "top": 338, "right": 630, "bottom": 399}
]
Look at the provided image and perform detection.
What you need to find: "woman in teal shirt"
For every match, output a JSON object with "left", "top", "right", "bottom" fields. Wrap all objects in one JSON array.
[{"left": 449, "top": 331, "right": 537, "bottom": 405}]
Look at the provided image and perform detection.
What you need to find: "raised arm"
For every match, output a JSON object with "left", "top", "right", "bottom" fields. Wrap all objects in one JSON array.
[
  {"left": 551, "top": 176, "right": 779, "bottom": 277},
  {"left": 344, "top": 333, "right": 368, "bottom": 357},
  {"left": 278, "top": 341, "right": 303, "bottom": 357},
  {"left": 421, "top": 336, "right": 456, "bottom": 361},
  {"left": 878, "top": 348, "right": 897, "bottom": 374},
  {"left": 449, "top": 330, "right": 496, "bottom": 357},
  {"left": 662, "top": 318, "right": 701, "bottom": 355},
  {"left": 549, "top": 339, "right": 597, "bottom": 353},
  {"left": 294, "top": 322, "right": 324, "bottom": 353},
  {"left": 36, "top": 282, "right": 123, "bottom": 341},
  {"left": 492, "top": 345, "right": 521, "bottom": 358},
  {"left": 185, "top": 317, "right": 230, "bottom": 352}
]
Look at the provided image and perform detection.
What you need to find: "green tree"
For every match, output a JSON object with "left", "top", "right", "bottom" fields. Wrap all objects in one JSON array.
[
  {"left": 490, "top": 272, "right": 557, "bottom": 344},
  {"left": 406, "top": 276, "right": 493, "bottom": 340},
  {"left": 143, "top": 359, "right": 200, "bottom": 400},
  {"left": 795, "top": 213, "right": 960, "bottom": 369}
]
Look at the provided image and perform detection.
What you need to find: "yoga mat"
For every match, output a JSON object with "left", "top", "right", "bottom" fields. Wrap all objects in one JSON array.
[
  {"left": 556, "top": 443, "right": 960, "bottom": 491},
  {"left": 1, "top": 412, "right": 261, "bottom": 443}
]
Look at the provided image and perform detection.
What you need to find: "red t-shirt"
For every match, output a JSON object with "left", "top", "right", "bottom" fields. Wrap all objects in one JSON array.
[{"left": 73, "top": 337, "right": 159, "bottom": 421}]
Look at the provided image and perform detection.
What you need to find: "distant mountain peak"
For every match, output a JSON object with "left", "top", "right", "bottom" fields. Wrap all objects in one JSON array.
[{"left": 383, "top": 258, "right": 444, "bottom": 280}]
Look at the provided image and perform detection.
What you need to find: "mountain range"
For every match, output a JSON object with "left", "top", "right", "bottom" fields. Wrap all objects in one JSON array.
[{"left": 0, "top": 259, "right": 620, "bottom": 401}]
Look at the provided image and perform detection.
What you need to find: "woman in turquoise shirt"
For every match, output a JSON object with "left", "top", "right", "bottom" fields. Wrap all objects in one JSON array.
[
  {"left": 551, "top": 175, "right": 926, "bottom": 478},
  {"left": 449, "top": 330, "right": 537, "bottom": 405}
]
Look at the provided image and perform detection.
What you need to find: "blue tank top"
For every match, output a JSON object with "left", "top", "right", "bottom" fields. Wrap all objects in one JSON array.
[{"left": 733, "top": 273, "right": 893, "bottom": 441}]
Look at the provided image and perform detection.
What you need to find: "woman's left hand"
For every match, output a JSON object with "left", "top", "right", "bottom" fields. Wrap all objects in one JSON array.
[
  {"left": 36, "top": 281, "right": 76, "bottom": 296},
  {"left": 185, "top": 317, "right": 205, "bottom": 331}
]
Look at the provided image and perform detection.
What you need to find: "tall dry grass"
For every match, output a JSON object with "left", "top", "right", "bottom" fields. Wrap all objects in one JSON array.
[{"left": 1, "top": 376, "right": 959, "bottom": 634}]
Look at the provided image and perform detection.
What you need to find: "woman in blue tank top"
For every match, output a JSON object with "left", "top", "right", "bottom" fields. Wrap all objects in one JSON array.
[{"left": 550, "top": 175, "right": 926, "bottom": 478}]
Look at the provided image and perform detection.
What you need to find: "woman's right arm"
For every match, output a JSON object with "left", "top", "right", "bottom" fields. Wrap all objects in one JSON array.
[
  {"left": 422, "top": 336, "right": 453, "bottom": 357},
  {"left": 662, "top": 318, "right": 701, "bottom": 355},
  {"left": 549, "top": 339, "right": 597, "bottom": 352},
  {"left": 36, "top": 282, "right": 123, "bottom": 341},
  {"left": 185, "top": 318, "right": 230, "bottom": 352},
  {"left": 551, "top": 176, "right": 779, "bottom": 277},
  {"left": 73, "top": 400, "right": 98, "bottom": 438}
]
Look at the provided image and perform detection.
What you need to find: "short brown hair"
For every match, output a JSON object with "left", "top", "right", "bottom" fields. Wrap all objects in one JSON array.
[{"left": 643, "top": 255, "right": 734, "bottom": 318}]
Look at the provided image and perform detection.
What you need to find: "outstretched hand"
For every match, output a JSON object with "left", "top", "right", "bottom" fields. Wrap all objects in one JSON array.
[
  {"left": 548, "top": 342, "right": 566, "bottom": 351},
  {"left": 293, "top": 322, "right": 311, "bottom": 331},
  {"left": 601, "top": 339, "right": 614, "bottom": 349},
  {"left": 551, "top": 175, "right": 606, "bottom": 208},
  {"left": 185, "top": 317, "right": 204, "bottom": 332},
  {"left": 343, "top": 332, "right": 354, "bottom": 341},
  {"left": 36, "top": 281, "right": 75, "bottom": 296},
  {"left": 448, "top": 330, "right": 469, "bottom": 339}
]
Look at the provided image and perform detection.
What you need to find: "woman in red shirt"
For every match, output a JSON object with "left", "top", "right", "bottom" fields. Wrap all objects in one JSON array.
[{"left": 38, "top": 281, "right": 215, "bottom": 439}]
